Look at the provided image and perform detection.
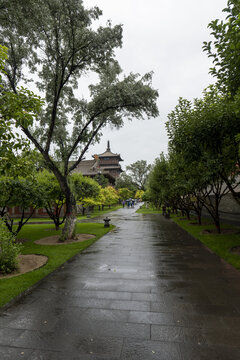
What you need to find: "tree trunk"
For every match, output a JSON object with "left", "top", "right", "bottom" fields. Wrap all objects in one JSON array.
[
  {"left": 215, "top": 218, "right": 221, "bottom": 234},
  {"left": 59, "top": 191, "right": 77, "bottom": 242},
  {"left": 186, "top": 209, "right": 190, "bottom": 220},
  {"left": 197, "top": 212, "right": 202, "bottom": 225}
]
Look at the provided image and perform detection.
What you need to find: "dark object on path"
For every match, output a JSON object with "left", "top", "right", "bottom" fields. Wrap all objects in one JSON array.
[
  {"left": 103, "top": 216, "right": 111, "bottom": 227},
  {"left": 162, "top": 206, "right": 166, "bottom": 216}
]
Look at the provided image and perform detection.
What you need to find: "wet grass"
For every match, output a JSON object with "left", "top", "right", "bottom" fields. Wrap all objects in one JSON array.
[
  {"left": 171, "top": 214, "right": 240, "bottom": 271},
  {"left": 0, "top": 222, "right": 113, "bottom": 308},
  {"left": 77, "top": 204, "right": 122, "bottom": 220},
  {"left": 136, "top": 204, "right": 162, "bottom": 214}
]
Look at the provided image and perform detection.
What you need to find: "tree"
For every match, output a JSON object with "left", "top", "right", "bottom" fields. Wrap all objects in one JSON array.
[
  {"left": 203, "top": 2, "right": 240, "bottom": 207},
  {"left": 0, "top": 45, "right": 43, "bottom": 175},
  {"left": 166, "top": 90, "right": 240, "bottom": 232},
  {"left": 147, "top": 154, "right": 169, "bottom": 209},
  {"left": 115, "top": 172, "right": 138, "bottom": 194},
  {"left": 37, "top": 170, "right": 66, "bottom": 231},
  {"left": 0, "top": 176, "right": 45, "bottom": 235},
  {"left": 93, "top": 173, "right": 109, "bottom": 188},
  {"left": 203, "top": 0, "right": 240, "bottom": 97},
  {"left": 71, "top": 173, "right": 100, "bottom": 216},
  {"left": 126, "top": 160, "right": 151, "bottom": 190},
  {"left": 135, "top": 190, "right": 145, "bottom": 201},
  {"left": 0, "top": 0, "right": 159, "bottom": 241},
  {"left": 118, "top": 188, "right": 133, "bottom": 201},
  {"left": 0, "top": 150, "right": 47, "bottom": 234},
  {"left": 100, "top": 186, "right": 119, "bottom": 209}
]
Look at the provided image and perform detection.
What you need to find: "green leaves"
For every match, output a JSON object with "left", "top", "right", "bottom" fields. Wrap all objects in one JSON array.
[
  {"left": 1, "top": 87, "right": 43, "bottom": 127},
  {"left": 126, "top": 160, "right": 152, "bottom": 191},
  {"left": 71, "top": 173, "right": 100, "bottom": 202},
  {"left": 203, "top": 1, "right": 240, "bottom": 96}
]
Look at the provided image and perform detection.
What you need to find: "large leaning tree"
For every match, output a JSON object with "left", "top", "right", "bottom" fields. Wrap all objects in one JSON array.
[{"left": 0, "top": 0, "right": 159, "bottom": 241}]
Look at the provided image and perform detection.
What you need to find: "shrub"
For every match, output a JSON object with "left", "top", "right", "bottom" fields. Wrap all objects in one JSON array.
[{"left": 0, "top": 218, "right": 22, "bottom": 275}]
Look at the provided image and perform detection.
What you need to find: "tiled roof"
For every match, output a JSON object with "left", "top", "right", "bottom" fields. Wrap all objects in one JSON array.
[
  {"left": 94, "top": 151, "right": 123, "bottom": 161},
  {"left": 73, "top": 160, "right": 98, "bottom": 175}
]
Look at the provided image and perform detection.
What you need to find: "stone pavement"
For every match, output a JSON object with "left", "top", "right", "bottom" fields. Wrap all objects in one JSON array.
[{"left": 1, "top": 206, "right": 240, "bottom": 359}]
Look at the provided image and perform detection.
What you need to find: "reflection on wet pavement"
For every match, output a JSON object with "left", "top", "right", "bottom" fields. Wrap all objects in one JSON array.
[{"left": 1, "top": 205, "right": 240, "bottom": 359}]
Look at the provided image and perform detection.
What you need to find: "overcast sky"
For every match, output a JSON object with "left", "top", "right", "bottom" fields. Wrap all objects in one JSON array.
[{"left": 82, "top": 0, "right": 227, "bottom": 169}]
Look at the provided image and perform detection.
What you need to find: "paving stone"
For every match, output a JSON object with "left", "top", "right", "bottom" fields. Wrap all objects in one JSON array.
[
  {"left": 121, "top": 338, "right": 181, "bottom": 360},
  {"left": 108, "top": 299, "right": 150, "bottom": 311},
  {"left": 151, "top": 325, "right": 206, "bottom": 345},
  {"left": 128, "top": 311, "right": 174, "bottom": 325},
  {"left": 203, "top": 327, "right": 240, "bottom": 346},
  {"left": 28, "top": 350, "right": 120, "bottom": 360},
  {"left": 60, "top": 289, "right": 132, "bottom": 301},
  {"left": 0, "top": 327, "right": 24, "bottom": 346},
  {"left": 131, "top": 292, "right": 165, "bottom": 302},
  {"left": 5, "top": 308, "right": 61, "bottom": 332},
  {"left": 76, "top": 336, "right": 123, "bottom": 357},
  {"left": 172, "top": 313, "right": 223, "bottom": 329},
  {"left": 54, "top": 318, "right": 150, "bottom": 339},
  {"left": 79, "top": 308, "right": 129, "bottom": 323},
  {"left": 13, "top": 330, "right": 79, "bottom": 352},
  {"left": 179, "top": 344, "right": 240, "bottom": 360},
  {"left": 0, "top": 345, "right": 33, "bottom": 360}
]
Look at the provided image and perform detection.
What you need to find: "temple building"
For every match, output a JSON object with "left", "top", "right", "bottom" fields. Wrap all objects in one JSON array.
[{"left": 73, "top": 141, "right": 123, "bottom": 184}]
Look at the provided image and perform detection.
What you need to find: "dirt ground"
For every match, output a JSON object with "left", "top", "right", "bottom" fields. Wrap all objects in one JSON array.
[
  {"left": 0, "top": 254, "right": 48, "bottom": 279},
  {"left": 0, "top": 234, "right": 95, "bottom": 279},
  {"left": 34, "top": 233, "right": 95, "bottom": 245}
]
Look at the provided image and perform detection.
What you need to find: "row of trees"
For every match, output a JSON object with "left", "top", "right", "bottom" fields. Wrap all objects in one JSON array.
[
  {"left": 0, "top": 152, "right": 145, "bottom": 237},
  {"left": 146, "top": 0, "right": 240, "bottom": 233}
]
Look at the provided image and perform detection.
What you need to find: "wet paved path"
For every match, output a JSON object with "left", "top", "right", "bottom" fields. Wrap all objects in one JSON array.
[{"left": 1, "top": 207, "right": 240, "bottom": 359}]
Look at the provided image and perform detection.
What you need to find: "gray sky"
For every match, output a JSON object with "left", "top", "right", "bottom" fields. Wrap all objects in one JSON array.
[{"left": 82, "top": 0, "right": 227, "bottom": 169}]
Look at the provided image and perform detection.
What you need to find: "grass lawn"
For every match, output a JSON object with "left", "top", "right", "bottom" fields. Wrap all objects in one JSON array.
[
  {"left": 0, "top": 222, "right": 114, "bottom": 308},
  {"left": 171, "top": 214, "right": 240, "bottom": 271},
  {"left": 77, "top": 204, "right": 122, "bottom": 220}
]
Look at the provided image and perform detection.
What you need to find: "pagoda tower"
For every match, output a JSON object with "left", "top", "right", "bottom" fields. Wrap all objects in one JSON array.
[
  {"left": 94, "top": 141, "right": 123, "bottom": 179},
  {"left": 73, "top": 141, "right": 123, "bottom": 184}
]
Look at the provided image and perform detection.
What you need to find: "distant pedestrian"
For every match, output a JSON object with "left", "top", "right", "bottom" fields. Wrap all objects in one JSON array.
[
  {"left": 127, "top": 199, "right": 130, "bottom": 208},
  {"left": 122, "top": 200, "right": 125, "bottom": 208}
]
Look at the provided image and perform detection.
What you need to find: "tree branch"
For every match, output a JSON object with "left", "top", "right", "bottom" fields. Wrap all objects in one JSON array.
[{"left": 69, "top": 120, "right": 105, "bottom": 173}]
